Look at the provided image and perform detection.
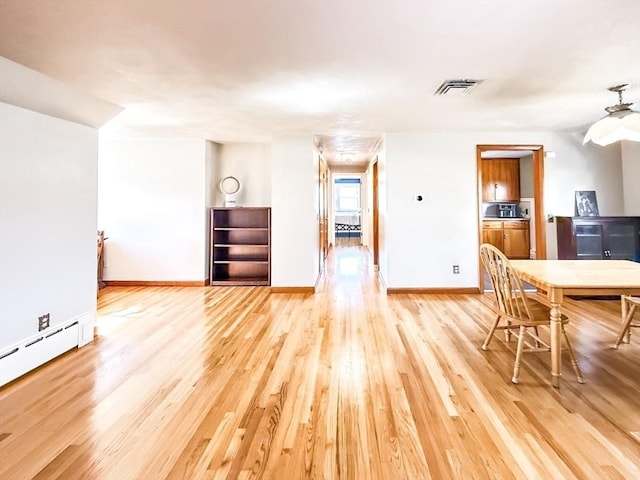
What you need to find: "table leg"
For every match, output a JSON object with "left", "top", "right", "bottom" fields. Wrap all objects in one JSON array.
[{"left": 548, "top": 288, "right": 563, "bottom": 388}]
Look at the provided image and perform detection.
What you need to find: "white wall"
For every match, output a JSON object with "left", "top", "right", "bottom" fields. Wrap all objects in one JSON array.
[
  {"left": 214, "top": 143, "right": 271, "bottom": 207},
  {"left": 98, "top": 138, "right": 208, "bottom": 282},
  {"left": 0, "top": 102, "right": 98, "bottom": 349},
  {"left": 384, "top": 131, "right": 624, "bottom": 289},
  {"left": 545, "top": 139, "right": 623, "bottom": 217},
  {"left": 271, "top": 136, "right": 318, "bottom": 288},
  {"left": 519, "top": 154, "right": 534, "bottom": 198},
  {"left": 621, "top": 140, "right": 640, "bottom": 216}
]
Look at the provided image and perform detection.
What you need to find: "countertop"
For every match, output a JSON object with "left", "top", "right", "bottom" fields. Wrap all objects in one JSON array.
[{"left": 483, "top": 217, "right": 530, "bottom": 221}]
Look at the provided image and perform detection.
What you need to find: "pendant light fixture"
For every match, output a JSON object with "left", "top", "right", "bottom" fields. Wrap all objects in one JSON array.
[{"left": 583, "top": 84, "right": 640, "bottom": 146}]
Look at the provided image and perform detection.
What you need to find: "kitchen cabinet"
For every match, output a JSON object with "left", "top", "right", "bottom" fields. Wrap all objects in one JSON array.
[
  {"left": 503, "top": 221, "right": 531, "bottom": 259},
  {"left": 482, "top": 221, "right": 504, "bottom": 249},
  {"left": 482, "top": 220, "right": 530, "bottom": 259},
  {"left": 210, "top": 207, "right": 271, "bottom": 285},
  {"left": 481, "top": 158, "right": 520, "bottom": 202},
  {"left": 556, "top": 216, "right": 640, "bottom": 261}
]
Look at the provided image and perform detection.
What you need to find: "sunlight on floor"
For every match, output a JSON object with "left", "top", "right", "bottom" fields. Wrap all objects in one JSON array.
[
  {"left": 96, "top": 304, "right": 148, "bottom": 336},
  {"left": 337, "top": 257, "right": 359, "bottom": 276}
]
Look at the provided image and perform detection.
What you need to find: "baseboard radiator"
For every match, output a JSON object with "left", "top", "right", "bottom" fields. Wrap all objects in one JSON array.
[{"left": 0, "top": 320, "right": 79, "bottom": 387}]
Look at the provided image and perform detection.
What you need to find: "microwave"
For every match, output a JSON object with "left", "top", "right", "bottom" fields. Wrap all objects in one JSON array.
[{"left": 498, "top": 203, "right": 517, "bottom": 218}]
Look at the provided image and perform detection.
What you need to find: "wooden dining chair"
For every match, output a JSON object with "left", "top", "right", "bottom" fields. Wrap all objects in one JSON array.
[
  {"left": 479, "top": 243, "right": 584, "bottom": 384},
  {"left": 614, "top": 295, "right": 640, "bottom": 349}
]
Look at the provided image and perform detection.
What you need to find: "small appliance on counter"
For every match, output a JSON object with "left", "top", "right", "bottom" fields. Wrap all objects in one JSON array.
[{"left": 498, "top": 203, "right": 518, "bottom": 218}]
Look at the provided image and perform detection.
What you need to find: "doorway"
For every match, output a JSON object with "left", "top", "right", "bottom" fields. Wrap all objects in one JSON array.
[
  {"left": 333, "top": 175, "right": 363, "bottom": 245},
  {"left": 476, "top": 145, "right": 546, "bottom": 292}
]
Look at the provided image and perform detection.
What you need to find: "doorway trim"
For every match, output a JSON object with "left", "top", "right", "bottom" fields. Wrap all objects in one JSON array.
[
  {"left": 477, "top": 144, "right": 546, "bottom": 291},
  {"left": 372, "top": 158, "right": 379, "bottom": 268}
]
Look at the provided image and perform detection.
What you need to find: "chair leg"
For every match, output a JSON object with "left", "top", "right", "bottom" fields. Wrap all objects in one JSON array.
[
  {"left": 533, "top": 326, "right": 541, "bottom": 348},
  {"left": 511, "top": 325, "right": 526, "bottom": 384},
  {"left": 482, "top": 314, "right": 501, "bottom": 351},
  {"left": 614, "top": 304, "right": 637, "bottom": 349},
  {"left": 505, "top": 319, "right": 513, "bottom": 343},
  {"left": 561, "top": 326, "right": 584, "bottom": 384}
]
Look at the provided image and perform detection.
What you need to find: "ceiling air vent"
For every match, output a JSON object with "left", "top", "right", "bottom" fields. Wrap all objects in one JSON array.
[{"left": 434, "top": 79, "right": 483, "bottom": 96}]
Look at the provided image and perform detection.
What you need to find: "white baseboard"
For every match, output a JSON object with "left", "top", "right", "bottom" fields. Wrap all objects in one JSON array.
[
  {"left": 77, "top": 311, "right": 95, "bottom": 347},
  {"left": 0, "top": 315, "right": 86, "bottom": 387}
]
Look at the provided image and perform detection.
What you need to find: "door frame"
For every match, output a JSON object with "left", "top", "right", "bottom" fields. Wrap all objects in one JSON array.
[
  {"left": 477, "top": 144, "right": 546, "bottom": 291},
  {"left": 372, "top": 159, "right": 379, "bottom": 267},
  {"left": 318, "top": 156, "right": 329, "bottom": 274}
]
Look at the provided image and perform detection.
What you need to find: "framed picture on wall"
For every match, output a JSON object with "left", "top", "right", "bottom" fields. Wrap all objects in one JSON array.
[{"left": 575, "top": 190, "right": 599, "bottom": 217}]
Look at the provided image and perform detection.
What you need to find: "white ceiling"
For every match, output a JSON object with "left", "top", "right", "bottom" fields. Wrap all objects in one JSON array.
[{"left": 1, "top": 0, "right": 639, "bottom": 169}]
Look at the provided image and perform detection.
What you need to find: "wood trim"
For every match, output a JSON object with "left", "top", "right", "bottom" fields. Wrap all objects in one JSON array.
[
  {"left": 104, "top": 280, "right": 209, "bottom": 287},
  {"left": 532, "top": 148, "right": 546, "bottom": 259},
  {"left": 372, "top": 159, "right": 379, "bottom": 267},
  {"left": 476, "top": 144, "right": 546, "bottom": 292},
  {"left": 387, "top": 287, "right": 481, "bottom": 295},
  {"left": 270, "top": 287, "right": 315, "bottom": 294}
]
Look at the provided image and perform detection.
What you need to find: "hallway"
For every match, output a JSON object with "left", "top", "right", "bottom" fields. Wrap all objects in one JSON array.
[{"left": 0, "top": 244, "right": 638, "bottom": 479}]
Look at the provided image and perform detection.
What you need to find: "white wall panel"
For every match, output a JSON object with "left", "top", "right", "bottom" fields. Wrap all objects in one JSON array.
[
  {"left": 271, "top": 136, "right": 317, "bottom": 288},
  {"left": 0, "top": 102, "right": 97, "bottom": 351},
  {"left": 98, "top": 138, "right": 207, "bottom": 282},
  {"left": 215, "top": 143, "right": 271, "bottom": 207},
  {"left": 621, "top": 140, "right": 640, "bottom": 216}
]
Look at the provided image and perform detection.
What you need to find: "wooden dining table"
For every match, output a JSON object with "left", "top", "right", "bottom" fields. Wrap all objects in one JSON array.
[{"left": 510, "top": 259, "right": 640, "bottom": 388}]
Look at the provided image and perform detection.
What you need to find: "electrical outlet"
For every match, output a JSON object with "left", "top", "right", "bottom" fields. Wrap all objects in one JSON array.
[
  {"left": 453, "top": 265, "right": 460, "bottom": 274},
  {"left": 38, "top": 313, "right": 50, "bottom": 331}
]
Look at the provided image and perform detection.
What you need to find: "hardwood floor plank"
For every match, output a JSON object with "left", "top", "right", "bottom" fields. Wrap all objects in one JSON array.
[{"left": 1, "top": 245, "right": 639, "bottom": 479}]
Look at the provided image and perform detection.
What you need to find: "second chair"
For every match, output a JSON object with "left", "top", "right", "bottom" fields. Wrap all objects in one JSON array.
[{"left": 614, "top": 295, "right": 640, "bottom": 349}]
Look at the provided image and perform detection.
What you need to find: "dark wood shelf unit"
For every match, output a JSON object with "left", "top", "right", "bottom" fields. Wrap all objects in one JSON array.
[
  {"left": 210, "top": 207, "right": 271, "bottom": 286},
  {"left": 556, "top": 216, "right": 640, "bottom": 261}
]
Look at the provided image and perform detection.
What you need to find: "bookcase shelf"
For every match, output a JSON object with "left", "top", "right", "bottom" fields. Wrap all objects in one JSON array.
[{"left": 209, "top": 208, "right": 271, "bottom": 286}]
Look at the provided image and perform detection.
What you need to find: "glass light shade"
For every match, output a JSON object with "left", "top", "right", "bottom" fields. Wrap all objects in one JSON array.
[{"left": 583, "top": 110, "right": 640, "bottom": 146}]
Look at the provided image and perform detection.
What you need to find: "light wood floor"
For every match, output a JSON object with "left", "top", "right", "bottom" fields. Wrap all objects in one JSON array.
[{"left": 1, "top": 245, "right": 639, "bottom": 479}]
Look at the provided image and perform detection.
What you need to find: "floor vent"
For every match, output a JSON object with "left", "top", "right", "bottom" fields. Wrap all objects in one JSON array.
[{"left": 434, "top": 79, "right": 483, "bottom": 96}]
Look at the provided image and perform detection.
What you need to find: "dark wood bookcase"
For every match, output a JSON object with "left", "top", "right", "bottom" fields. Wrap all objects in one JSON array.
[
  {"left": 556, "top": 216, "right": 640, "bottom": 261},
  {"left": 209, "top": 207, "right": 271, "bottom": 286}
]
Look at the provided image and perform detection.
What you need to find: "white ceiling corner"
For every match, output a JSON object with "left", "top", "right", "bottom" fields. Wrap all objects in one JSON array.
[{"left": 0, "top": 56, "right": 123, "bottom": 128}]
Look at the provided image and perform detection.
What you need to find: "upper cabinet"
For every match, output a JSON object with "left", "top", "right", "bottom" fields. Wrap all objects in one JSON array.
[{"left": 481, "top": 158, "right": 521, "bottom": 202}]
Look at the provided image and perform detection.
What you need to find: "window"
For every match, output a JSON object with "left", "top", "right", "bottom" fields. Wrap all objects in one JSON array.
[{"left": 335, "top": 180, "right": 360, "bottom": 212}]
